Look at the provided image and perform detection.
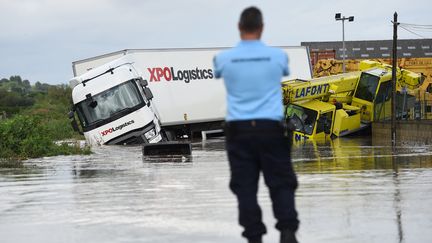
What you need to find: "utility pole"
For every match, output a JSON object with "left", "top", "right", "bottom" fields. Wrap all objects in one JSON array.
[{"left": 391, "top": 12, "right": 398, "bottom": 147}]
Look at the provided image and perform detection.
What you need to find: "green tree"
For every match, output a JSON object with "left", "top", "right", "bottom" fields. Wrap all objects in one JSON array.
[
  {"left": 9, "top": 75, "right": 22, "bottom": 85},
  {"left": 23, "top": 80, "right": 31, "bottom": 93},
  {"left": 34, "top": 81, "right": 43, "bottom": 91}
]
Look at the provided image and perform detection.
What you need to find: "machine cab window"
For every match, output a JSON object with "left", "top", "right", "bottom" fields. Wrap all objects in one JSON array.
[
  {"left": 286, "top": 104, "right": 317, "bottom": 135},
  {"left": 354, "top": 72, "right": 380, "bottom": 102}
]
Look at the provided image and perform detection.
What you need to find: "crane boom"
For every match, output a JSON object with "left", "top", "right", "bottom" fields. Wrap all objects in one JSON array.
[{"left": 282, "top": 71, "right": 361, "bottom": 104}]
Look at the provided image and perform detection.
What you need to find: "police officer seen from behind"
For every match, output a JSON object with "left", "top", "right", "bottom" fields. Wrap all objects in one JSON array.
[{"left": 213, "top": 6, "right": 299, "bottom": 243}]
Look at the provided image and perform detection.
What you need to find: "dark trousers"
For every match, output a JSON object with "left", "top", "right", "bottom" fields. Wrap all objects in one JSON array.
[{"left": 225, "top": 119, "right": 299, "bottom": 240}]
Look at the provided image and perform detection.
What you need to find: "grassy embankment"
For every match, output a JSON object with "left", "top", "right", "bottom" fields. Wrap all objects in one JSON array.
[{"left": 0, "top": 76, "right": 91, "bottom": 165}]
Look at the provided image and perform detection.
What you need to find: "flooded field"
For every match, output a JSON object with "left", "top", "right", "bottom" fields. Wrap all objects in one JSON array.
[{"left": 1, "top": 137, "right": 431, "bottom": 243}]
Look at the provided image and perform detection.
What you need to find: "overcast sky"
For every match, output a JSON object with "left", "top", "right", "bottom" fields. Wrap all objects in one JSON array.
[{"left": 1, "top": 0, "right": 431, "bottom": 85}]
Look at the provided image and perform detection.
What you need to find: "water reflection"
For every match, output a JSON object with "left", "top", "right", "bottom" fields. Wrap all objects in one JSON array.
[
  {"left": 392, "top": 171, "right": 404, "bottom": 243},
  {"left": 292, "top": 136, "right": 432, "bottom": 173},
  {"left": 292, "top": 137, "right": 432, "bottom": 243},
  {"left": 0, "top": 137, "right": 431, "bottom": 243}
]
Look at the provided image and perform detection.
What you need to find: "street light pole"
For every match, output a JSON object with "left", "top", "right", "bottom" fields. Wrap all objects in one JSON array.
[
  {"left": 342, "top": 19, "right": 345, "bottom": 72},
  {"left": 335, "top": 13, "right": 354, "bottom": 73}
]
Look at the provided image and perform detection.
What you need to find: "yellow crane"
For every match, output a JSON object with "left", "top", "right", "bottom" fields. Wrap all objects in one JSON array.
[{"left": 282, "top": 60, "right": 422, "bottom": 141}]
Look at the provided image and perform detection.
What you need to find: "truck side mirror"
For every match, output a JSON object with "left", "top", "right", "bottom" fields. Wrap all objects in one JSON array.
[
  {"left": 85, "top": 93, "right": 98, "bottom": 108},
  {"left": 138, "top": 78, "right": 148, "bottom": 87},
  {"left": 144, "top": 87, "right": 154, "bottom": 100},
  {"left": 89, "top": 100, "right": 98, "bottom": 108},
  {"left": 68, "top": 111, "right": 75, "bottom": 119},
  {"left": 68, "top": 111, "right": 83, "bottom": 135}
]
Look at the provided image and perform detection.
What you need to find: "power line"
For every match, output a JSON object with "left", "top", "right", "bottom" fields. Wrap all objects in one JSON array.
[
  {"left": 400, "top": 25, "right": 432, "bottom": 33},
  {"left": 399, "top": 24, "right": 432, "bottom": 31},
  {"left": 395, "top": 21, "right": 432, "bottom": 38},
  {"left": 399, "top": 22, "right": 432, "bottom": 28},
  {"left": 399, "top": 25, "right": 428, "bottom": 38}
]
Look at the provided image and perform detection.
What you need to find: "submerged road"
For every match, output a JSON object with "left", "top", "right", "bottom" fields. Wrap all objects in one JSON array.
[{"left": 0, "top": 137, "right": 431, "bottom": 243}]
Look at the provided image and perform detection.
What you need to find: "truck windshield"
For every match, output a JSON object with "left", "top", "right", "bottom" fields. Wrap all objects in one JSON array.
[
  {"left": 286, "top": 104, "right": 317, "bottom": 135},
  {"left": 76, "top": 80, "right": 144, "bottom": 128},
  {"left": 354, "top": 72, "right": 380, "bottom": 102}
]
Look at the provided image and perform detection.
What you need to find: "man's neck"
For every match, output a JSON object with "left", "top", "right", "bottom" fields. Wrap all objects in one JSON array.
[
  {"left": 241, "top": 34, "right": 260, "bottom": 41},
  {"left": 240, "top": 30, "right": 262, "bottom": 40}
]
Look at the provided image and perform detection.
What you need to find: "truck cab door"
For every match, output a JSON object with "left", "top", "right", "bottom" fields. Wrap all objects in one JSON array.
[{"left": 373, "top": 81, "right": 392, "bottom": 121}]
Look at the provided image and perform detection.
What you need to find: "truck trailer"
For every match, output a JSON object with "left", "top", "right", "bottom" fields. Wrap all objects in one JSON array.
[{"left": 68, "top": 47, "right": 312, "bottom": 146}]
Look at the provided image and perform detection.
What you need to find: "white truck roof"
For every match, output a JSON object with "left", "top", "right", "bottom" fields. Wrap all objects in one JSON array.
[{"left": 72, "top": 47, "right": 312, "bottom": 80}]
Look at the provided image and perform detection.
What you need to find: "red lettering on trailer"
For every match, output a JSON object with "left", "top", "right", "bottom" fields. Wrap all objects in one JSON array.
[
  {"left": 163, "top": 67, "right": 172, "bottom": 81},
  {"left": 156, "top": 68, "right": 164, "bottom": 81},
  {"left": 146, "top": 66, "right": 214, "bottom": 83},
  {"left": 148, "top": 68, "right": 159, "bottom": 82}
]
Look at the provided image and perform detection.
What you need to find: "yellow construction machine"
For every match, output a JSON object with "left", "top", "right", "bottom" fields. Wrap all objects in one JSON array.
[
  {"left": 313, "top": 57, "right": 432, "bottom": 119},
  {"left": 282, "top": 60, "right": 423, "bottom": 141}
]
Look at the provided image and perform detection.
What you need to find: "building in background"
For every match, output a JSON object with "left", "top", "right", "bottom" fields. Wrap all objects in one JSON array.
[{"left": 302, "top": 39, "right": 432, "bottom": 60}]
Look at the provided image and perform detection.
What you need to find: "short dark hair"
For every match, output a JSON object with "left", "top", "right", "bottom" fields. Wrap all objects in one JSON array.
[{"left": 239, "top": 6, "right": 263, "bottom": 32}]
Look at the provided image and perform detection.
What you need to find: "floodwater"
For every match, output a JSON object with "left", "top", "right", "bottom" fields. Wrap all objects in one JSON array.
[{"left": 1, "top": 137, "right": 431, "bottom": 243}]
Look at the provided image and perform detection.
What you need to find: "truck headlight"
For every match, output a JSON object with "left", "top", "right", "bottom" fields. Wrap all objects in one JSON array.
[{"left": 144, "top": 129, "right": 156, "bottom": 140}]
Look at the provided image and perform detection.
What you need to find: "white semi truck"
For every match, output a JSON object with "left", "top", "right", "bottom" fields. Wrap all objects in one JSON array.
[{"left": 68, "top": 48, "right": 312, "bottom": 146}]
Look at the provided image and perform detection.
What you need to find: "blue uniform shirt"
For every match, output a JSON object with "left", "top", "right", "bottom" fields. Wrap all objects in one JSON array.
[{"left": 214, "top": 40, "right": 289, "bottom": 121}]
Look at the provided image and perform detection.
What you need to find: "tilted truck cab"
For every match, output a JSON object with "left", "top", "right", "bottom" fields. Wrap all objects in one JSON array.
[{"left": 69, "top": 61, "right": 163, "bottom": 146}]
